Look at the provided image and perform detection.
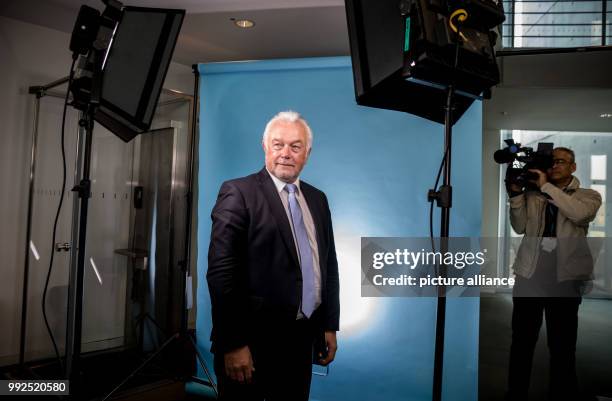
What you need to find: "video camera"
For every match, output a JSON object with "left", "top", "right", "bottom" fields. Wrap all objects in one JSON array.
[{"left": 494, "top": 139, "right": 554, "bottom": 188}]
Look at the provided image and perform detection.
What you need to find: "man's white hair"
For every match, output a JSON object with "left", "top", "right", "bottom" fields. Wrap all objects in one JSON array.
[{"left": 262, "top": 110, "right": 313, "bottom": 150}]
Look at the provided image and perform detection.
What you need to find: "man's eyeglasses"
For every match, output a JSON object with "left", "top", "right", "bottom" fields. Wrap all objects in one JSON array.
[{"left": 552, "top": 159, "right": 572, "bottom": 166}]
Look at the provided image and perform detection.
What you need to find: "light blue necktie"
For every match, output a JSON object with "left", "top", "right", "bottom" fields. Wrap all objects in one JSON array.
[{"left": 285, "top": 183, "right": 316, "bottom": 318}]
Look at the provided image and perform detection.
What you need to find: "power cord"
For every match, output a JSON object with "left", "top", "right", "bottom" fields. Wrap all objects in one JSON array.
[
  {"left": 428, "top": 9, "right": 467, "bottom": 254},
  {"left": 42, "top": 57, "right": 76, "bottom": 375}
]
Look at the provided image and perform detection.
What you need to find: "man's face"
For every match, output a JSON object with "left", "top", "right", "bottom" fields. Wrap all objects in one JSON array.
[
  {"left": 547, "top": 149, "right": 576, "bottom": 184},
  {"left": 263, "top": 120, "right": 311, "bottom": 183}
]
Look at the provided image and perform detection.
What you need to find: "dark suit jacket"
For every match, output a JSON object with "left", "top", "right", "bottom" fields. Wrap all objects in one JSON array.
[{"left": 207, "top": 168, "right": 340, "bottom": 354}]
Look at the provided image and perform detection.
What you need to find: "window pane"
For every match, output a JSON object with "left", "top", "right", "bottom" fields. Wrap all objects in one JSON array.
[
  {"left": 591, "top": 155, "right": 607, "bottom": 181},
  {"left": 501, "top": 0, "right": 606, "bottom": 47}
]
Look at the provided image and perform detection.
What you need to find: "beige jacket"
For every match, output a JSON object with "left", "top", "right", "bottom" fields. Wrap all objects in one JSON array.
[{"left": 509, "top": 176, "right": 602, "bottom": 281}]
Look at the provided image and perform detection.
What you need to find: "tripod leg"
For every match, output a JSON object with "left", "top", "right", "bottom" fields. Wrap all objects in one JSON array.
[
  {"left": 142, "top": 315, "right": 159, "bottom": 351},
  {"left": 144, "top": 313, "right": 167, "bottom": 336},
  {"left": 186, "top": 333, "right": 218, "bottom": 398},
  {"left": 102, "top": 333, "right": 178, "bottom": 401}
]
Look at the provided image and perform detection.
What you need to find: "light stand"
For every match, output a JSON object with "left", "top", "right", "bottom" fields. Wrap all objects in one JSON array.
[
  {"left": 64, "top": 46, "right": 104, "bottom": 394},
  {"left": 63, "top": 2, "right": 215, "bottom": 397},
  {"left": 424, "top": 23, "right": 479, "bottom": 401},
  {"left": 13, "top": 2, "right": 213, "bottom": 398},
  {"left": 428, "top": 84, "right": 456, "bottom": 401}
]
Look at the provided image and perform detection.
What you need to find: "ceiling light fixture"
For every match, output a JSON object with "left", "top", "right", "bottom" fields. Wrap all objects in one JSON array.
[
  {"left": 231, "top": 18, "right": 255, "bottom": 28},
  {"left": 600, "top": 113, "right": 612, "bottom": 118}
]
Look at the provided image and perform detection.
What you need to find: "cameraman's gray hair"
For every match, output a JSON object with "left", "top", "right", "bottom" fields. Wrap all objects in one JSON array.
[
  {"left": 262, "top": 111, "right": 313, "bottom": 150},
  {"left": 555, "top": 147, "right": 575, "bottom": 163}
]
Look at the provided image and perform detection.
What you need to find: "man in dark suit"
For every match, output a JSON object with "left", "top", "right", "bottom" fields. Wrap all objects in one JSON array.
[{"left": 207, "top": 111, "right": 340, "bottom": 401}]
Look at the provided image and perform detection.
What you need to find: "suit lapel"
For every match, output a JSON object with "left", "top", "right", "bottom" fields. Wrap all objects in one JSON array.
[{"left": 256, "top": 168, "right": 300, "bottom": 268}]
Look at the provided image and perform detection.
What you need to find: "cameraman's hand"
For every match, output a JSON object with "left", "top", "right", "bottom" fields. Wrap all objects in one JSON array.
[
  {"left": 528, "top": 169, "right": 547, "bottom": 188},
  {"left": 507, "top": 183, "right": 523, "bottom": 194}
]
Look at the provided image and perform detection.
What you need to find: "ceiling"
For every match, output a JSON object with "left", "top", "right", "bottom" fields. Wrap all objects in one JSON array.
[{"left": 0, "top": 0, "right": 350, "bottom": 65}]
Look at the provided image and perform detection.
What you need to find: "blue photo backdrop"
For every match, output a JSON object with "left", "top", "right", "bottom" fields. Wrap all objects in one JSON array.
[{"left": 196, "top": 57, "right": 482, "bottom": 401}]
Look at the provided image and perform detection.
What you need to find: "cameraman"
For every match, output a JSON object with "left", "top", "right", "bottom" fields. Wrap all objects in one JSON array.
[{"left": 505, "top": 147, "right": 601, "bottom": 401}]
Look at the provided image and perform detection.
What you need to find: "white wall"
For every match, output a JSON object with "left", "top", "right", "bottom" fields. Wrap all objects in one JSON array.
[{"left": 0, "top": 15, "right": 194, "bottom": 365}]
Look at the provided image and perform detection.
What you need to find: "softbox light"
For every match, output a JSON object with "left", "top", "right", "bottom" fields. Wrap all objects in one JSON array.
[
  {"left": 345, "top": 0, "right": 504, "bottom": 125},
  {"left": 70, "top": 4, "right": 185, "bottom": 142},
  {"left": 94, "top": 6, "right": 185, "bottom": 142}
]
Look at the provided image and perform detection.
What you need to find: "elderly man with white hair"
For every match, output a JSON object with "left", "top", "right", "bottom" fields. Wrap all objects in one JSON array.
[{"left": 207, "top": 111, "right": 340, "bottom": 401}]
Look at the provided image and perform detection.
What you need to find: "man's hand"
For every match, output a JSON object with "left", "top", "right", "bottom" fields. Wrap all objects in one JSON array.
[
  {"left": 528, "top": 169, "right": 547, "bottom": 188},
  {"left": 318, "top": 331, "right": 338, "bottom": 366},
  {"left": 507, "top": 182, "right": 523, "bottom": 194},
  {"left": 224, "top": 346, "right": 254, "bottom": 383}
]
